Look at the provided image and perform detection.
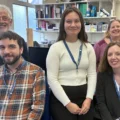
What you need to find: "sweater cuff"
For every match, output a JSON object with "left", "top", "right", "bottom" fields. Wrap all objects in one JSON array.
[
  {"left": 63, "top": 99, "right": 71, "bottom": 106},
  {"left": 86, "top": 94, "right": 93, "bottom": 100}
]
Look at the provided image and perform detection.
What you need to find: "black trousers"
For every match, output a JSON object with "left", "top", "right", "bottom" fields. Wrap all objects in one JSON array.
[
  {"left": 94, "top": 118, "right": 101, "bottom": 120},
  {"left": 50, "top": 84, "right": 94, "bottom": 120}
]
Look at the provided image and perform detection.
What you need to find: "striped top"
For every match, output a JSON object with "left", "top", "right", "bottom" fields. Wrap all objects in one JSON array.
[{"left": 0, "top": 59, "right": 46, "bottom": 120}]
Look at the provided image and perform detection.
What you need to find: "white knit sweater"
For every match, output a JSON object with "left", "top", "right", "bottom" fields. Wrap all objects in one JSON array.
[{"left": 46, "top": 40, "right": 97, "bottom": 106}]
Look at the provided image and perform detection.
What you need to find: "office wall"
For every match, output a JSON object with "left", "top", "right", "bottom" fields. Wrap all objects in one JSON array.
[{"left": 115, "top": 1, "right": 120, "bottom": 19}]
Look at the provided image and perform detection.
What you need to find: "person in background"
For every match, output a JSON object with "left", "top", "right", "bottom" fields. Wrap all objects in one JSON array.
[
  {"left": 93, "top": 19, "right": 120, "bottom": 120},
  {"left": 94, "top": 19, "right": 120, "bottom": 68},
  {"left": 0, "top": 4, "right": 28, "bottom": 65},
  {"left": 96, "top": 42, "right": 120, "bottom": 120},
  {"left": 46, "top": 7, "right": 96, "bottom": 120},
  {"left": 0, "top": 31, "right": 46, "bottom": 120}
]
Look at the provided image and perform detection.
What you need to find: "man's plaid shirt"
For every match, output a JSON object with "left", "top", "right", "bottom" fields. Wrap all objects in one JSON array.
[{"left": 0, "top": 59, "right": 46, "bottom": 120}]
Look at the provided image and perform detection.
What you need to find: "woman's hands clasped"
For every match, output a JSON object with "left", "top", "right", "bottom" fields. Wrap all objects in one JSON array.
[
  {"left": 66, "top": 102, "right": 81, "bottom": 114},
  {"left": 66, "top": 98, "right": 91, "bottom": 115},
  {"left": 79, "top": 98, "right": 91, "bottom": 115}
]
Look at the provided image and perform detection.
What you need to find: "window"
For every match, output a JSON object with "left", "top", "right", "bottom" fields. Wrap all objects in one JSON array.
[
  {"left": 28, "top": 0, "right": 43, "bottom": 4},
  {"left": 13, "top": 4, "right": 27, "bottom": 41},
  {"left": 28, "top": 0, "right": 32, "bottom": 3},
  {"left": 18, "top": 0, "right": 27, "bottom": 2},
  {"left": 28, "top": 7, "right": 41, "bottom": 42},
  {"left": 13, "top": 1, "right": 42, "bottom": 43}
]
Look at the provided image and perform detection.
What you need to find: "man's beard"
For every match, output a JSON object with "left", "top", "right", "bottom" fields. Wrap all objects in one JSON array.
[{"left": 2, "top": 54, "right": 21, "bottom": 65}]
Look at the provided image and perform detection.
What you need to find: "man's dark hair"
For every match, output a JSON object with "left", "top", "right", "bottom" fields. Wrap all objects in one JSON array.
[{"left": 0, "top": 31, "right": 23, "bottom": 48}]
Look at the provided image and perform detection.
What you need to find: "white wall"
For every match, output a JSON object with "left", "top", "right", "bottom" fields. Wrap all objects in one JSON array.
[{"left": 115, "top": 1, "right": 120, "bottom": 19}]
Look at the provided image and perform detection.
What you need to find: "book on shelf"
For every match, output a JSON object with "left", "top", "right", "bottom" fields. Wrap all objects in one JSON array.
[
  {"left": 55, "top": 4, "right": 64, "bottom": 18},
  {"left": 102, "top": 24, "right": 108, "bottom": 32},
  {"left": 37, "top": 20, "right": 59, "bottom": 31},
  {"left": 80, "top": 3, "right": 87, "bottom": 17},
  {"left": 66, "top": 3, "right": 76, "bottom": 8},
  {"left": 45, "top": 5, "right": 49, "bottom": 18},
  {"left": 97, "top": 22, "right": 103, "bottom": 31},
  {"left": 36, "top": 8, "right": 44, "bottom": 18},
  {"left": 85, "top": 23, "right": 108, "bottom": 32}
]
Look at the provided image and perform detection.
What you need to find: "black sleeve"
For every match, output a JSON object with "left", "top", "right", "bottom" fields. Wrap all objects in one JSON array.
[
  {"left": 21, "top": 38, "right": 29, "bottom": 61},
  {"left": 96, "top": 72, "right": 113, "bottom": 120}
]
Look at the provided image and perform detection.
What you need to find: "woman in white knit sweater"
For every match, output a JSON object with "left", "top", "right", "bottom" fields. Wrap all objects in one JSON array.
[{"left": 46, "top": 7, "right": 97, "bottom": 120}]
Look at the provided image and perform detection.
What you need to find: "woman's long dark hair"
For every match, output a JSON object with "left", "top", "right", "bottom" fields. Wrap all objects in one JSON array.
[{"left": 57, "top": 7, "right": 88, "bottom": 43}]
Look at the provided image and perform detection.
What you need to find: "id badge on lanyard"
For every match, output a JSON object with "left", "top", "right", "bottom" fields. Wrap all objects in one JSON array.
[{"left": 63, "top": 40, "right": 83, "bottom": 72}]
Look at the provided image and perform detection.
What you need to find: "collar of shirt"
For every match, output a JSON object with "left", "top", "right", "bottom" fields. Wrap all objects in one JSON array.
[
  {"left": 114, "top": 80, "right": 120, "bottom": 92},
  {"left": 4, "top": 57, "right": 27, "bottom": 73}
]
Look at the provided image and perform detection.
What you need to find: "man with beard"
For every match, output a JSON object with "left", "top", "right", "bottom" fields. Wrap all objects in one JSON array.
[
  {"left": 0, "top": 31, "right": 46, "bottom": 120},
  {"left": 0, "top": 4, "right": 28, "bottom": 65}
]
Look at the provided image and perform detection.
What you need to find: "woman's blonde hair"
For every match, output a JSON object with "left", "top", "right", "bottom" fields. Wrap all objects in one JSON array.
[{"left": 104, "top": 19, "right": 120, "bottom": 38}]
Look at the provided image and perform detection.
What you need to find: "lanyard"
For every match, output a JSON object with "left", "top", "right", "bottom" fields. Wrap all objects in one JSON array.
[
  {"left": 3, "top": 60, "right": 27, "bottom": 99},
  {"left": 113, "top": 76, "right": 120, "bottom": 100},
  {"left": 63, "top": 40, "right": 83, "bottom": 70}
]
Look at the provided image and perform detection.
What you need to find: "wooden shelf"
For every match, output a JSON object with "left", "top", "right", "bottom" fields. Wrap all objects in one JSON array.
[
  {"left": 34, "top": 0, "right": 112, "bottom": 6},
  {"left": 84, "top": 16, "right": 116, "bottom": 19},
  {"left": 34, "top": 30, "right": 105, "bottom": 34},
  {"left": 35, "top": 16, "right": 116, "bottom": 21},
  {"left": 87, "top": 31, "right": 105, "bottom": 33},
  {"left": 34, "top": 30, "right": 59, "bottom": 33},
  {"left": 34, "top": 1, "right": 87, "bottom": 5},
  {"left": 35, "top": 18, "right": 61, "bottom": 20}
]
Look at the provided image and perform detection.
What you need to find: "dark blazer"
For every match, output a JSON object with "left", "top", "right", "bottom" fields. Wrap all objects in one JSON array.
[{"left": 96, "top": 72, "right": 120, "bottom": 120}]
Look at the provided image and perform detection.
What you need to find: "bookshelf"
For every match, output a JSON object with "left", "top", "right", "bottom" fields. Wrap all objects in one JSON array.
[{"left": 34, "top": 0, "right": 116, "bottom": 44}]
